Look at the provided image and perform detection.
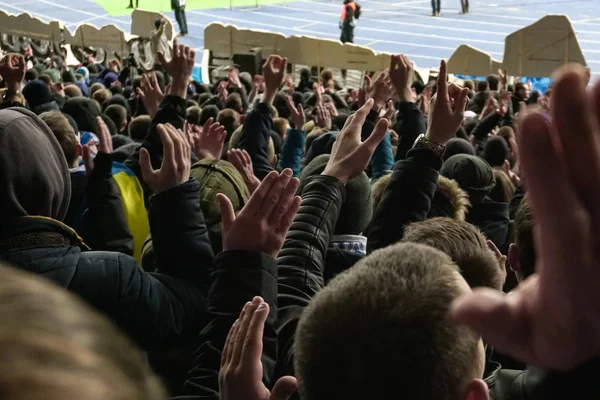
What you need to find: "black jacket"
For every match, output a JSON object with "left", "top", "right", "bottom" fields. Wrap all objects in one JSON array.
[
  {"left": 274, "top": 175, "right": 346, "bottom": 381},
  {"left": 367, "top": 147, "right": 441, "bottom": 252},
  {"left": 0, "top": 179, "right": 213, "bottom": 351},
  {"left": 175, "top": 251, "right": 279, "bottom": 399},
  {"left": 467, "top": 197, "right": 511, "bottom": 253},
  {"left": 239, "top": 102, "right": 276, "bottom": 180},
  {"left": 394, "top": 101, "right": 427, "bottom": 161}
]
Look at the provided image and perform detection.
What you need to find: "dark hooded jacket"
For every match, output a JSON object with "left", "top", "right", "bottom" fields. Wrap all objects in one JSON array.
[
  {"left": 62, "top": 97, "right": 102, "bottom": 134},
  {"left": 0, "top": 108, "right": 213, "bottom": 350}
]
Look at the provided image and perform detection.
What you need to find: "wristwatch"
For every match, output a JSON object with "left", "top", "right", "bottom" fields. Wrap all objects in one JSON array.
[{"left": 412, "top": 133, "right": 446, "bottom": 157}]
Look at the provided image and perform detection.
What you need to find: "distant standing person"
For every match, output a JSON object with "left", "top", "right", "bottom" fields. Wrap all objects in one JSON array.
[
  {"left": 127, "top": 0, "right": 138, "bottom": 9},
  {"left": 339, "top": 0, "right": 361, "bottom": 44},
  {"left": 172, "top": 0, "right": 188, "bottom": 37},
  {"left": 431, "top": 0, "right": 440, "bottom": 16},
  {"left": 460, "top": 0, "right": 469, "bottom": 14}
]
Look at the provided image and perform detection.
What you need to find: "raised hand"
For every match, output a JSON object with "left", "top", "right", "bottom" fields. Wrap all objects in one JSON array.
[
  {"left": 262, "top": 55, "right": 288, "bottom": 104},
  {"left": 358, "top": 74, "right": 372, "bottom": 107},
  {"left": 228, "top": 148, "right": 261, "bottom": 194},
  {"left": 286, "top": 96, "right": 305, "bottom": 129},
  {"left": 426, "top": 60, "right": 470, "bottom": 145},
  {"left": 217, "top": 169, "right": 301, "bottom": 258},
  {"left": 382, "top": 99, "right": 396, "bottom": 121},
  {"left": 140, "top": 123, "right": 191, "bottom": 194},
  {"left": 157, "top": 38, "right": 195, "bottom": 99},
  {"left": 390, "top": 54, "right": 415, "bottom": 102},
  {"left": 316, "top": 103, "right": 332, "bottom": 130},
  {"left": 480, "top": 96, "right": 497, "bottom": 120},
  {"left": 136, "top": 72, "right": 165, "bottom": 119},
  {"left": 419, "top": 84, "right": 433, "bottom": 115},
  {"left": 83, "top": 116, "right": 113, "bottom": 175},
  {"left": 502, "top": 159, "right": 521, "bottom": 186},
  {"left": 367, "top": 69, "right": 396, "bottom": 111},
  {"left": 219, "top": 297, "right": 298, "bottom": 400},
  {"left": 452, "top": 64, "right": 600, "bottom": 370},
  {"left": 498, "top": 68, "right": 508, "bottom": 91},
  {"left": 191, "top": 117, "right": 226, "bottom": 160},
  {"left": 322, "top": 98, "right": 389, "bottom": 184},
  {"left": 228, "top": 67, "right": 242, "bottom": 89},
  {"left": 0, "top": 54, "right": 26, "bottom": 88}
]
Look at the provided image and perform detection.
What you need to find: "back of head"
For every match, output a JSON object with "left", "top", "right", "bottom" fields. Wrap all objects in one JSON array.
[
  {"left": 92, "top": 88, "right": 113, "bottom": 106},
  {"left": 128, "top": 115, "right": 151, "bottom": 142},
  {"left": 216, "top": 108, "right": 240, "bottom": 136},
  {"left": 186, "top": 106, "right": 202, "bottom": 125},
  {"left": 295, "top": 242, "right": 483, "bottom": 400},
  {"left": 229, "top": 126, "right": 275, "bottom": 164},
  {"left": 105, "top": 104, "right": 128, "bottom": 132},
  {"left": 89, "top": 82, "right": 106, "bottom": 98},
  {"left": 0, "top": 265, "right": 166, "bottom": 400},
  {"left": 224, "top": 92, "right": 243, "bottom": 112},
  {"left": 200, "top": 105, "right": 219, "bottom": 126},
  {"left": 299, "top": 154, "right": 372, "bottom": 235},
  {"left": 463, "top": 79, "right": 474, "bottom": 91},
  {"left": 272, "top": 117, "right": 289, "bottom": 139},
  {"left": 514, "top": 197, "right": 535, "bottom": 278},
  {"left": 486, "top": 74, "right": 499, "bottom": 91},
  {"left": 39, "top": 111, "right": 78, "bottom": 167},
  {"left": 23, "top": 80, "right": 52, "bottom": 110},
  {"left": 483, "top": 136, "right": 509, "bottom": 167},
  {"left": 477, "top": 80, "right": 489, "bottom": 92},
  {"left": 62, "top": 97, "right": 102, "bottom": 134},
  {"left": 0, "top": 108, "right": 70, "bottom": 223},
  {"left": 403, "top": 217, "right": 503, "bottom": 290},
  {"left": 440, "top": 154, "right": 495, "bottom": 205},
  {"left": 443, "top": 138, "right": 475, "bottom": 161},
  {"left": 64, "top": 83, "right": 83, "bottom": 98}
]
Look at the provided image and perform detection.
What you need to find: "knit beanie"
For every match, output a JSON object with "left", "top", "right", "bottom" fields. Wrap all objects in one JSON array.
[
  {"left": 440, "top": 154, "right": 496, "bottom": 205},
  {"left": 303, "top": 131, "right": 338, "bottom": 167},
  {"left": 483, "top": 136, "right": 509, "bottom": 167},
  {"left": 62, "top": 97, "right": 102, "bottom": 134},
  {"left": 23, "top": 80, "right": 52, "bottom": 109},
  {"left": 299, "top": 154, "right": 372, "bottom": 235}
]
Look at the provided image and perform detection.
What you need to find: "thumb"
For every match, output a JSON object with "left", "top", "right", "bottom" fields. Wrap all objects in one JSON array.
[
  {"left": 139, "top": 147, "right": 154, "bottom": 183},
  {"left": 83, "top": 144, "right": 94, "bottom": 175},
  {"left": 451, "top": 288, "right": 530, "bottom": 359},
  {"left": 216, "top": 193, "right": 235, "bottom": 235},
  {"left": 503, "top": 159, "right": 511, "bottom": 174},
  {"left": 269, "top": 376, "right": 298, "bottom": 400},
  {"left": 362, "top": 118, "right": 389, "bottom": 153}
]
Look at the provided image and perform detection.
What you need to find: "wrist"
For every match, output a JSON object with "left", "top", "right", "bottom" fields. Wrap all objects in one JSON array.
[
  {"left": 397, "top": 87, "right": 414, "bottom": 103},
  {"left": 170, "top": 80, "right": 188, "bottom": 99},
  {"left": 321, "top": 168, "right": 348, "bottom": 185},
  {"left": 263, "top": 89, "right": 277, "bottom": 104}
]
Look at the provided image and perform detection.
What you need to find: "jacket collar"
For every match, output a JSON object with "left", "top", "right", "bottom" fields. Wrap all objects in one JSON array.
[{"left": 0, "top": 216, "right": 89, "bottom": 252}]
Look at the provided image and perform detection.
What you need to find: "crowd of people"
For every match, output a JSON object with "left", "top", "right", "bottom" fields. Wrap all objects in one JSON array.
[{"left": 0, "top": 31, "right": 599, "bottom": 400}]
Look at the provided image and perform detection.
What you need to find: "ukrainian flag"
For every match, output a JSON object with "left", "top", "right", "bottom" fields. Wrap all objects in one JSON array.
[{"left": 112, "top": 162, "right": 149, "bottom": 264}]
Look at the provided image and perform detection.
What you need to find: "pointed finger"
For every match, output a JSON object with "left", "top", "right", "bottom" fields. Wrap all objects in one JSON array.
[
  {"left": 362, "top": 118, "right": 389, "bottom": 153},
  {"left": 437, "top": 59, "right": 448, "bottom": 99},
  {"left": 268, "top": 177, "right": 300, "bottom": 225},
  {"left": 276, "top": 195, "right": 301, "bottom": 234},
  {"left": 259, "top": 169, "right": 292, "bottom": 218},
  {"left": 243, "top": 171, "right": 280, "bottom": 215},
  {"left": 139, "top": 147, "right": 155, "bottom": 184},
  {"left": 157, "top": 124, "right": 175, "bottom": 169},
  {"left": 230, "top": 297, "right": 261, "bottom": 365},
  {"left": 222, "top": 318, "right": 239, "bottom": 368}
]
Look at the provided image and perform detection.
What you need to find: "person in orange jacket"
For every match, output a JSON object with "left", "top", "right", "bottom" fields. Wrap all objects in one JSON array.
[{"left": 339, "top": 0, "right": 361, "bottom": 43}]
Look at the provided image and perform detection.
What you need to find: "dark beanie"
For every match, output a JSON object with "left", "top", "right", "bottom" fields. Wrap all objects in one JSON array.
[
  {"left": 483, "top": 136, "right": 509, "bottom": 167},
  {"left": 440, "top": 154, "right": 496, "bottom": 205},
  {"left": 304, "top": 131, "right": 337, "bottom": 167},
  {"left": 23, "top": 80, "right": 52, "bottom": 109},
  {"left": 443, "top": 138, "right": 475, "bottom": 161},
  {"left": 299, "top": 154, "right": 372, "bottom": 235},
  {"left": 112, "top": 134, "right": 134, "bottom": 149},
  {"left": 62, "top": 97, "right": 101, "bottom": 134}
]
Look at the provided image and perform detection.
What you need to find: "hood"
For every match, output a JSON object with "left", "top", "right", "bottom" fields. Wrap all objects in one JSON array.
[
  {"left": 62, "top": 97, "right": 101, "bottom": 134},
  {"left": 440, "top": 154, "right": 495, "bottom": 205},
  {"left": 0, "top": 108, "right": 71, "bottom": 223}
]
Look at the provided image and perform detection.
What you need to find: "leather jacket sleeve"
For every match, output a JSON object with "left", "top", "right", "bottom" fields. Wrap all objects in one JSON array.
[{"left": 274, "top": 174, "right": 345, "bottom": 380}]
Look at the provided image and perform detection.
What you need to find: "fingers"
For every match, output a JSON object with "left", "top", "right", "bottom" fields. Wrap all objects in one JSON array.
[
  {"left": 221, "top": 318, "right": 239, "bottom": 368},
  {"left": 217, "top": 193, "right": 236, "bottom": 235},
  {"left": 95, "top": 116, "right": 112, "bottom": 154},
  {"left": 554, "top": 66, "right": 600, "bottom": 222},
  {"left": 276, "top": 195, "right": 301, "bottom": 234},
  {"left": 285, "top": 95, "right": 296, "bottom": 113},
  {"left": 269, "top": 376, "right": 299, "bottom": 400},
  {"left": 362, "top": 118, "right": 389, "bottom": 153},
  {"left": 437, "top": 59, "right": 448, "bottom": 100},
  {"left": 243, "top": 171, "right": 280, "bottom": 215},
  {"left": 230, "top": 297, "right": 262, "bottom": 366},
  {"left": 157, "top": 124, "right": 175, "bottom": 170},
  {"left": 139, "top": 147, "right": 155, "bottom": 183},
  {"left": 260, "top": 169, "right": 293, "bottom": 218},
  {"left": 241, "top": 300, "right": 269, "bottom": 368},
  {"left": 82, "top": 144, "right": 94, "bottom": 175},
  {"left": 518, "top": 112, "right": 587, "bottom": 269},
  {"left": 268, "top": 176, "right": 300, "bottom": 226},
  {"left": 157, "top": 51, "right": 167, "bottom": 68},
  {"left": 451, "top": 286, "right": 532, "bottom": 361},
  {"left": 452, "top": 87, "right": 470, "bottom": 124}
]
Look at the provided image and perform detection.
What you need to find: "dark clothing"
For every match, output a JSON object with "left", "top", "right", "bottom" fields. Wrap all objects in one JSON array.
[
  {"left": 65, "top": 171, "right": 88, "bottom": 232},
  {"left": 467, "top": 197, "right": 511, "bottom": 252},
  {"left": 174, "top": 4, "right": 188, "bottom": 35},
  {"left": 0, "top": 179, "right": 213, "bottom": 351},
  {"left": 461, "top": 0, "right": 469, "bottom": 13},
  {"left": 431, "top": 0, "right": 440, "bottom": 13},
  {"left": 175, "top": 251, "right": 279, "bottom": 399},
  {"left": 367, "top": 147, "right": 441, "bottom": 252},
  {"left": 238, "top": 102, "right": 276, "bottom": 180},
  {"left": 274, "top": 175, "right": 346, "bottom": 380},
  {"left": 394, "top": 101, "right": 427, "bottom": 161}
]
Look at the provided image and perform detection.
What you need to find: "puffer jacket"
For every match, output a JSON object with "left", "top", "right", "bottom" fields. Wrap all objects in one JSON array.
[
  {"left": 274, "top": 174, "right": 345, "bottom": 381},
  {"left": 0, "top": 179, "right": 213, "bottom": 351}
]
